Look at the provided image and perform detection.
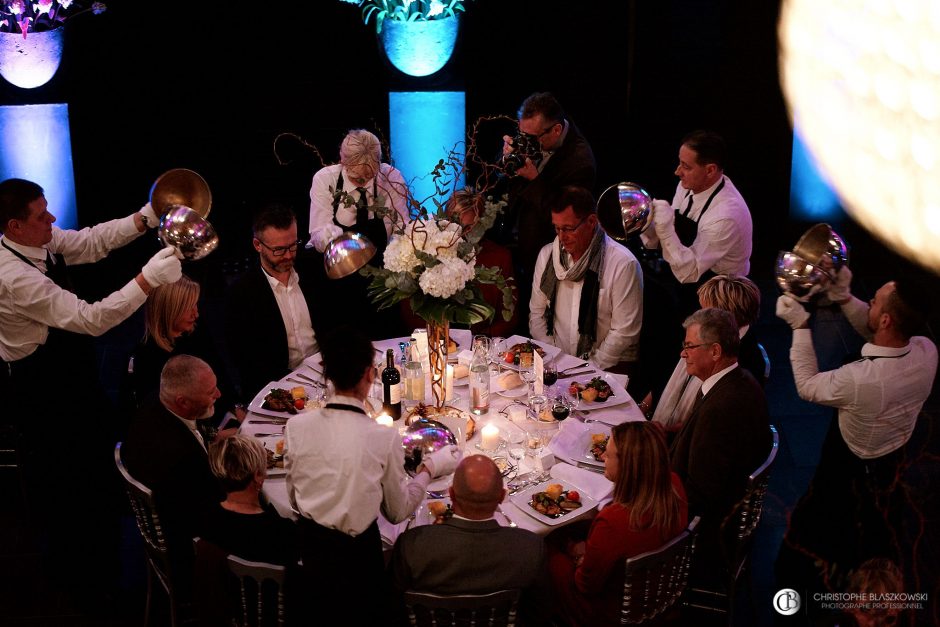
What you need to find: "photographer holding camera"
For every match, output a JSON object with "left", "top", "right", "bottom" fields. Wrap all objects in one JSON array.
[{"left": 500, "top": 92, "right": 596, "bottom": 330}]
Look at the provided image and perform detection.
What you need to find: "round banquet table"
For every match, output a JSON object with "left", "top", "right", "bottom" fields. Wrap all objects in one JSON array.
[{"left": 239, "top": 330, "right": 645, "bottom": 544}]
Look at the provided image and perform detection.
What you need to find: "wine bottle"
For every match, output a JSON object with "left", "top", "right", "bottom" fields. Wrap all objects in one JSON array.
[
  {"left": 382, "top": 349, "right": 402, "bottom": 420},
  {"left": 469, "top": 346, "right": 490, "bottom": 415}
]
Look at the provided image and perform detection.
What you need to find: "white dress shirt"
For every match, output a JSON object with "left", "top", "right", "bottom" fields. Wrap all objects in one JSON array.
[
  {"left": 653, "top": 325, "right": 750, "bottom": 429},
  {"left": 172, "top": 412, "right": 206, "bottom": 451},
  {"left": 284, "top": 394, "right": 430, "bottom": 536},
  {"left": 0, "top": 216, "right": 147, "bottom": 362},
  {"left": 790, "top": 306, "right": 938, "bottom": 459},
  {"left": 308, "top": 162, "right": 410, "bottom": 252},
  {"left": 700, "top": 362, "right": 739, "bottom": 396},
  {"left": 261, "top": 266, "right": 317, "bottom": 370},
  {"left": 528, "top": 234, "right": 643, "bottom": 367},
  {"left": 641, "top": 175, "right": 752, "bottom": 283}
]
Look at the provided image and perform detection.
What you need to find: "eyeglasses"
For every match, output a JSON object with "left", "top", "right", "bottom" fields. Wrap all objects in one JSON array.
[
  {"left": 257, "top": 239, "right": 303, "bottom": 257},
  {"left": 680, "top": 342, "right": 713, "bottom": 353},
  {"left": 553, "top": 215, "right": 589, "bottom": 234},
  {"left": 535, "top": 122, "right": 560, "bottom": 139}
]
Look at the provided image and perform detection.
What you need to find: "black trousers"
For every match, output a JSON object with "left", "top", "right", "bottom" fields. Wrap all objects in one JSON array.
[{"left": 297, "top": 517, "right": 392, "bottom": 625}]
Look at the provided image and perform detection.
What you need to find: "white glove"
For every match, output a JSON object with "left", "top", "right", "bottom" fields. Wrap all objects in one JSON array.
[
  {"left": 826, "top": 265, "right": 853, "bottom": 303},
  {"left": 139, "top": 203, "right": 160, "bottom": 229},
  {"left": 651, "top": 199, "right": 674, "bottom": 236},
  {"left": 422, "top": 445, "right": 462, "bottom": 479},
  {"left": 310, "top": 225, "right": 344, "bottom": 253},
  {"left": 776, "top": 294, "right": 811, "bottom": 329},
  {"left": 141, "top": 247, "right": 183, "bottom": 288}
]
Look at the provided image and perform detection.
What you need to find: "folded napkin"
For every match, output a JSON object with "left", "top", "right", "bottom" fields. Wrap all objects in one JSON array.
[
  {"left": 551, "top": 463, "right": 614, "bottom": 502},
  {"left": 456, "top": 349, "right": 475, "bottom": 366},
  {"left": 549, "top": 420, "right": 610, "bottom": 465}
]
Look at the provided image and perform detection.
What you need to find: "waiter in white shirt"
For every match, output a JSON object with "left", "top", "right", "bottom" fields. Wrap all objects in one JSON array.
[
  {"left": 775, "top": 271, "right": 938, "bottom": 586},
  {"left": 0, "top": 177, "right": 182, "bottom": 599},
  {"left": 641, "top": 130, "right": 753, "bottom": 316},
  {"left": 285, "top": 326, "right": 459, "bottom": 623}
]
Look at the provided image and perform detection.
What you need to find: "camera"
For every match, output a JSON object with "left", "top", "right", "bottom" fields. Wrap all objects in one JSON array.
[{"left": 502, "top": 133, "right": 543, "bottom": 176}]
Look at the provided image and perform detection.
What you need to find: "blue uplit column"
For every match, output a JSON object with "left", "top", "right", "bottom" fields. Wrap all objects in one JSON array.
[
  {"left": 389, "top": 91, "right": 466, "bottom": 212},
  {"left": 0, "top": 103, "right": 77, "bottom": 229},
  {"left": 790, "top": 127, "right": 844, "bottom": 221}
]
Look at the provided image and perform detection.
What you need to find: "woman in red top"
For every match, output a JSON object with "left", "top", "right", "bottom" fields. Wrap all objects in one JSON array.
[{"left": 548, "top": 421, "right": 688, "bottom": 626}]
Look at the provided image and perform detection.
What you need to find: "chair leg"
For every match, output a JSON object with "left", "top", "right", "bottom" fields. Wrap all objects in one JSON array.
[{"left": 143, "top": 560, "right": 154, "bottom": 627}]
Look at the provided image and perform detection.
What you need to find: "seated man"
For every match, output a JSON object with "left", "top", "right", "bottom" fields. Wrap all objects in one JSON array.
[
  {"left": 529, "top": 185, "right": 643, "bottom": 372},
  {"left": 225, "top": 204, "right": 332, "bottom": 400},
  {"left": 390, "top": 455, "right": 550, "bottom": 625},
  {"left": 285, "top": 326, "right": 460, "bottom": 624},
  {"left": 775, "top": 272, "right": 937, "bottom": 589},
  {"left": 123, "top": 355, "right": 226, "bottom": 594},
  {"left": 668, "top": 308, "right": 771, "bottom": 585}
]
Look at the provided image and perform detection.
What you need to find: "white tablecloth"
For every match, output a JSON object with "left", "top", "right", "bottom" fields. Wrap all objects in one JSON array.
[{"left": 239, "top": 334, "right": 645, "bottom": 543}]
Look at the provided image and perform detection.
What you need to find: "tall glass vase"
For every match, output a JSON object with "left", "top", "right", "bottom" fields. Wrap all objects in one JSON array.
[{"left": 425, "top": 319, "right": 450, "bottom": 409}]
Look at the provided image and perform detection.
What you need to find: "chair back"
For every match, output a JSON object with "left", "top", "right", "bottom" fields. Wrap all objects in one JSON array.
[
  {"left": 757, "top": 342, "right": 771, "bottom": 385},
  {"left": 227, "top": 554, "right": 287, "bottom": 627},
  {"left": 620, "top": 516, "right": 700, "bottom": 625},
  {"left": 114, "top": 442, "right": 174, "bottom": 591},
  {"left": 721, "top": 425, "right": 779, "bottom": 583},
  {"left": 403, "top": 589, "right": 521, "bottom": 627}
]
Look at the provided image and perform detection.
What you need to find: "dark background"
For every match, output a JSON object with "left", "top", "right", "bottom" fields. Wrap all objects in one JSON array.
[{"left": 1, "top": 0, "right": 937, "bottom": 300}]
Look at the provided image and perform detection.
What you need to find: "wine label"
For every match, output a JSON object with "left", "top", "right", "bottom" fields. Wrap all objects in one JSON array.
[{"left": 388, "top": 383, "right": 401, "bottom": 404}]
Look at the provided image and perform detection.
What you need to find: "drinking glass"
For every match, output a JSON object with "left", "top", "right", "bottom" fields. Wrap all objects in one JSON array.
[
  {"left": 489, "top": 337, "right": 506, "bottom": 376},
  {"left": 472, "top": 335, "right": 491, "bottom": 356},
  {"left": 542, "top": 366, "right": 558, "bottom": 387},
  {"left": 550, "top": 392, "right": 574, "bottom": 421},
  {"left": 528, "top": 391, "right": 548, "bottom": 421},
  {"left": 508, "top": 430, "right": 526, "bottom": 463}
]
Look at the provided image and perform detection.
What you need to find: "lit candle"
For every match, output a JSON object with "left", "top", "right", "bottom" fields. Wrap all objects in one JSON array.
[
  {"left": 481, "top": 423, "right": 500, "bottom": 450},
  {"left": 375, "top": 413, "right": 393, "bottom": 427},
  {"left": 445, "top": 364, "right": 454, "bottom": 401}
]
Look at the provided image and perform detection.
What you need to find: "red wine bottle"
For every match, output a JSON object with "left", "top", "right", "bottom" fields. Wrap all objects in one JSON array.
[{"left": 382, "top": 349, "right": 402, "bottom": 420}]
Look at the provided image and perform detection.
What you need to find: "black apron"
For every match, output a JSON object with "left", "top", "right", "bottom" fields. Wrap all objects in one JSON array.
[{"left": 331, "top": 171, "right": 389, "bottom": 262}]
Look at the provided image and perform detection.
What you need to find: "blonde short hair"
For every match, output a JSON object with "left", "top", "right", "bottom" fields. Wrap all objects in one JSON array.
[
  {"left": 208, "top": 434, "right": 268, "bottom": 493},
  {"left": 339, "top": 129, "right": 382, "bottom": 172},
  {"left": 144, "top": 275, "right": 200, "bottom": 352},
  {"left": 697, "top": 274, "right": 760, "bottom": 328}
]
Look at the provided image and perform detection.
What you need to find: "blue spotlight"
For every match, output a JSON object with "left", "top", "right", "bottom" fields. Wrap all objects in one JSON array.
[
  {"left": 389, "top": 91, "right": 466, "bottom": 213},
  {"left": 789, "top": 128, "right": 844, "bottom": 221},
  {"left": 0, "top": 104, "right": 77, "bottom": 229}
]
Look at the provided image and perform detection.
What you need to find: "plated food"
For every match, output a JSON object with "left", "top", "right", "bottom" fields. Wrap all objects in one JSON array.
[
  {"left": 261, "top": 386, "right": 308, "bottom": 414},
  {"left": 502, "top": 341, "right": 546, "bottom": 367},
  {"left": 428, "top": 501, "right": 454, "bottom": 525},
  {"left": 529, "top": 483, "right": 583, "bottom": 518},
  {"left": 569, "top": 377, "right": 615, "bottom": 403},
  {"left": 265, "top": 439, "right": 286, "bottom": 469},
  {"left": 590, "top": 434, "right": 609, "bottom": 462}
]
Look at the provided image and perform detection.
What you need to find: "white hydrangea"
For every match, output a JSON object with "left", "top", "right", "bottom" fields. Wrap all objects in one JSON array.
[
  {"left": 418, "top": 257, "right": 475, "bottom": 299},
  {"left": 385, "top": 218, "right": 464, "bottom": 273},
  {"left": 383, "top": 233, "right": 420, "bottom": 273}
]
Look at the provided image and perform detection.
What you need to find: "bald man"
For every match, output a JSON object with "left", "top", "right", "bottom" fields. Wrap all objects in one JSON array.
[{"left": 390, "top": 455, "right": 550, "bottom": 623}]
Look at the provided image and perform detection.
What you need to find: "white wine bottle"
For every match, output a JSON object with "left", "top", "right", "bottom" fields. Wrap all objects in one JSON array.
[{"left": 469, "top": 345, "right": 490, "bottom": 415}]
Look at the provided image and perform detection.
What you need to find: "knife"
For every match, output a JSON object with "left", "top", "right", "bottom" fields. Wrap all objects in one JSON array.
[
  {"left": 558, "top": 369, "right": 596, "bottom": 379},
  {"left": 248, "top": 419, "right": 288, "bottom": 425},
  {"left": 577, "top": 461, "right": 606, "bottom": 474}
]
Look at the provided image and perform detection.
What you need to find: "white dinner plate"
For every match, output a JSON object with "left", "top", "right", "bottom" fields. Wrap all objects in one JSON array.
[
  {"left": 580, "top": 426, "right": 612, "bottom": 468},
  {"left": 566, "top": 372, "right": 632, "bottom": 411},
  {"left": 248, "top": 381, "right": 318, "bottom": 419},
  {"left": 509, "top": 481, "right": 598, "bottom": 527},
  {"left": 259, "top": 435, "right": 288, "bottom": 477},
  {"left": 498, "top": 336, "right": 562, "bottom": 372}
]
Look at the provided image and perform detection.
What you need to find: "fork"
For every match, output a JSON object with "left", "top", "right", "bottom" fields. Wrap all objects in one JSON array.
[{"left": 497, "top": 505, "right": 518, "bottom": 528}]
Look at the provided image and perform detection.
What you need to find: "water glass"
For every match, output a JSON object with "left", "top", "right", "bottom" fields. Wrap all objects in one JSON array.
[
  {"left": 528, "top": 392, "right": 548, "bottom": 420},
  {"left": 472, "top": 335, "right": 491, "bottom": 356},
  {"left": 403, "top": 361, "right": 425, "bottom": 402}
]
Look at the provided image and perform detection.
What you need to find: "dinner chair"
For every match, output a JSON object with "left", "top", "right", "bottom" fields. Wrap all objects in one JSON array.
[
  {"left": 686, "top": 425, "right": 780, "bottom": 621},
  {"left": 403, "top": 589, "right": 521, "bottom": 627},
  {"left": 114, "top": 442, "right": 191, "bottom": 627},
  {"left": 757, "top": 342, "right": 771, "bottom": 386},
  {"left": 227, "top": 554, "right": 288, "bottom": 627},
  {"left": 619, "top": 516, "right": 700, "bottom": 625}
]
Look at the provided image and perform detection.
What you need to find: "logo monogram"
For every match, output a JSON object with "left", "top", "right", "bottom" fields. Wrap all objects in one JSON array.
[{"left": 773, "top": 589, "right": 801, "bottom": 615}]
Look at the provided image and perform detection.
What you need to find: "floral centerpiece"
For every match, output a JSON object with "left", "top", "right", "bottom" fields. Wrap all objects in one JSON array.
[
  {"left": 349, "top": 0, "right": 471, "bottom": 34},
  {"left": 360, "top": 189, "right": 514, "bottom": 408},
  {"left": 1, "top": 0, "right": 105, "bottom": 37}
]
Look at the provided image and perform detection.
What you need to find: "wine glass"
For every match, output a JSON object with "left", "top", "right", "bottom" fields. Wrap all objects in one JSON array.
[
  {"left": 472, "top": 335, "right": 491, "bottom": 356},
  {"left": 508, "top": 430, "right": 526, "bottom": 464},
  {"left": 489, "top": 337, "right": 506, "bottom": 376},
  {"left": 542, "top": 366, "right": 558, "bottom": 387},
  {"left": 551, "top": 392, "right": 574, "bottom": 421}
]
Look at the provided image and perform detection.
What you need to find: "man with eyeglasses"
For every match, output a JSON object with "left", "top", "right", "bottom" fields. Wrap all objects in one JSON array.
[
  {"left": 668, "top": 307, "right": 771, "bottom": 588},
  {"left": 529, "top": 186, "right": 642, "bottom": 373},
  {"left": 225, "top": 203, "right": 331, "bottom": 401},
  {"left": 500, "top": 92, "right": 596, "bottom": 328}
]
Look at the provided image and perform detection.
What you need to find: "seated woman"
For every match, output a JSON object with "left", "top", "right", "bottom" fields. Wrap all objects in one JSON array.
[
  {"left": 400, "top": 189, "right": 518, "bottom": 337},
  {"left": 645, "top": 274, "right": 765, "bottom": 432},
  {"left": 547, "top": 421, "right": 688, "bottom": 626},
  {"left": 203, "top": 434, "right": 298, "bottom": 565},
  {"left": 132, "top": 274, "right": 242, "bottom": 427}
]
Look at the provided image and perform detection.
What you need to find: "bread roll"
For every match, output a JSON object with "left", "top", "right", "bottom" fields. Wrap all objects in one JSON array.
[
  {"left": 496, "top": 371, "right": 523, "bottom": 390},
  {"left": 453, "top": 364, "right": 469, "bottom": 379}
]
